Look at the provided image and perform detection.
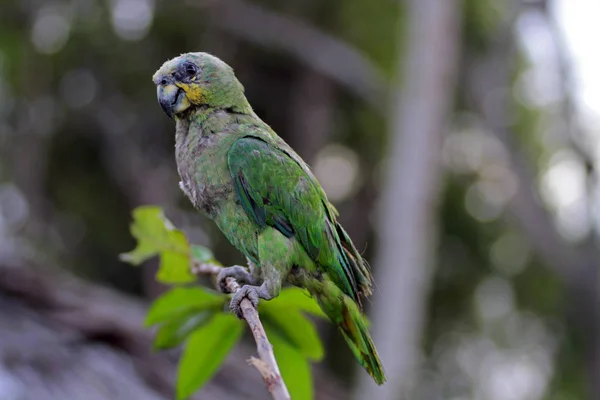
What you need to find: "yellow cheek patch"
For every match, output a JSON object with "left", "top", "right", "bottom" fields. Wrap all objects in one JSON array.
[{"left": 176, "top": 83, "right": 207, "bottom": 104}]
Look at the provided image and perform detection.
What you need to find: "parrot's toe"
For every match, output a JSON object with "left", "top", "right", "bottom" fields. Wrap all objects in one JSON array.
[
  {"left": 229, "top": 285, "right": 260, "bottom": 319},
  {"left": 217, "top": 265, "right": 255, "bottom": 293}
]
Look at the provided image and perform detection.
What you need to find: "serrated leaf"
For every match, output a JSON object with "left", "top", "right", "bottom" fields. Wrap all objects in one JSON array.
[
  {"left": 266, "top": 326, "right": 313, "bottom": 400},
  {"left": 120, "top": 206, "right": 196, "bottom": 284},
  {"left": 260, "top": 307, "right": 323, "bottom": 361},
  {"left": 268, "top": 287, "right": 327, "bottom": 319},
  {"left": 177, "top": 314, "right": 244, "bottom": 400},
  {"left": 145, "top": 287, "right": 225, "bottom": 327},
  {"left": 119, "top": 207, "right": 164, "bottom": 264},
  {"left": 120, "top": 206, "right": 189, "bottom": 264},
  {"left": 153, "top": 311, "right": 214, "bottom": 350}
]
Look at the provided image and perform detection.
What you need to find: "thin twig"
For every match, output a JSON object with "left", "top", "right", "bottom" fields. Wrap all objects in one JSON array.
[
  {"left": 192, "top": 262, "right": 291, "bottom": 400},
  {"left": 187, "top": 0, "right": 387, "bottom": 109}
]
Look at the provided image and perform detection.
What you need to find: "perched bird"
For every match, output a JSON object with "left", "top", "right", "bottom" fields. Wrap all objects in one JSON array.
[{"left": 153, "top": 52, "right": 386, "bottom": 384}]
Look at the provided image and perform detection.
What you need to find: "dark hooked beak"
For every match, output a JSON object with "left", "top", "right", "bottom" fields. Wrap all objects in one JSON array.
[{"left": 157, "top": 84, "right": 181, "bottom": 120}]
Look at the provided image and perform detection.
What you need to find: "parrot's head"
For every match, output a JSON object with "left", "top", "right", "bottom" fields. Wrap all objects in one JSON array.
[{"left": 153, "top": 52, "right": 250, "bottom": 119}]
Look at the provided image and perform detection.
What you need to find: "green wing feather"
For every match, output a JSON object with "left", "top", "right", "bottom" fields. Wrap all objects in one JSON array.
[{"left": 227, "top": 135, "right": 372, "bottom": 305}]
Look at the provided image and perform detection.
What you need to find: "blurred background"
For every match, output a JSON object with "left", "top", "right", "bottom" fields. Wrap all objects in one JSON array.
[{"left": 0, "top": 0, "right": 598, "bottom": 399}]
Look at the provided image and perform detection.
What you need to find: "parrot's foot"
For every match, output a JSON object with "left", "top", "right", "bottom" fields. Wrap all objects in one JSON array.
[
  {"left": 229, "top": 284, "right": 273, "bottom": 319},
  {"left": 217, "top": 265, "right": 257, "bottom": 293}
]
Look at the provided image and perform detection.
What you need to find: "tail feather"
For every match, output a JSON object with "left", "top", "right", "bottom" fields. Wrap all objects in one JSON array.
[
  {"left": 316, "top": 289, "right": 386, "bottom": 385},
  {"left": 339, "top": 297, "right": 386, "bottom": 385},
  {"left": 335, "top": 222, "right": 373, "bottom": 300},
  {"left": 322, "top": 200, "right": 373, "bottom": 304}
]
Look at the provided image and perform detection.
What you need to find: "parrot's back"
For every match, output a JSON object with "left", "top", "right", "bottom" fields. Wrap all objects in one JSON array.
[{"left": 174, "top": 106, "right": 386, "bottom": 385}]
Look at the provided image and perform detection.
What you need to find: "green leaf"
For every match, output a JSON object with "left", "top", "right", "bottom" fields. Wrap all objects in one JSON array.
[
  {"left": 119, "top": 206, "right": 196, "bottom": 284},
  {"left": 157, "top": 250, "right": 195, "bottom": 284},
  {"left": 177, "top": 314, "right": 244, "bottom": 400},
  {"left": 269, "top": 287, "right": 327, "bottom": 319},
  {"left": 120, "top": 206, "right": 188, "bottom": 264},
  {"left": 190, "top": 245, "right": 220, "bottom": 265},
  {"left": 119, "top": 207, "right": 165, "bottom": 265},
  {"left": 153, "top": 311, "right": 214, "bottom": 350},
  {"left": 260, "top": 308, "right": 324, "bottom": 361},
  {"left": 266, "top": 326, "right": 313, "bottom": 400},
  {"left": 145, "top": 287, "right": 225, "bottom": 327}
]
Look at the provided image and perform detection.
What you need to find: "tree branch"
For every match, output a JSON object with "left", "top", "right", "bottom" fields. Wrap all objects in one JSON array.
[
  {"left": 192, "top": 262, "right": 290, "bottom": 400},
  {"left": 188, "top": 0, "right": 387, "bottom": 109}
]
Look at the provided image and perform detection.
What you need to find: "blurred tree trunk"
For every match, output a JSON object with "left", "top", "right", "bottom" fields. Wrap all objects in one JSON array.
[
  {"left": 354, "top": 1, "right": 461, "bottom": 399},
  {"left": 466, "top": 6, "right": 600, "bottom": 397}
]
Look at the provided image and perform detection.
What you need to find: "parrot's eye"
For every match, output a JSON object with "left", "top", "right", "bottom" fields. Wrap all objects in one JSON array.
[{"left": 184, "top": 63, "right": 197, "bottom": 76}]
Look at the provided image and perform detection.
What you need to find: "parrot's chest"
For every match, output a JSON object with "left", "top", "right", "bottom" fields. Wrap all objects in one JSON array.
[{"left": 175, "top": 132, "right": 235, "bottom": 217}]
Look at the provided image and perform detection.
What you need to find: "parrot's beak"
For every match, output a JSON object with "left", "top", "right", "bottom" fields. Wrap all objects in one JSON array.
[
  {"left": 157, "top": 84, "right": 179, "bottom": 119},
  {"left": 157, "top": 83, "right": 191, "bottom": 119}
]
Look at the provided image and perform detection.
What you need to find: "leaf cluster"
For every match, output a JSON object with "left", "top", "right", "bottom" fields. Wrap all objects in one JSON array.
[{"left": 121, "top": 206, "right": 326, "bottom": 399}]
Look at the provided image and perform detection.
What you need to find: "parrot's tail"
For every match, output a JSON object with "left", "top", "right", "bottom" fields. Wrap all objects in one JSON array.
[{"left": 315, "top": 290, "right": 386, "bottom": 385}]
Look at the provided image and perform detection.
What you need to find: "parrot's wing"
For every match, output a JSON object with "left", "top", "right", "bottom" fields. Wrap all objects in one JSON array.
[{"left": 227, "top": 136, "right": 371, "bottom": 303}]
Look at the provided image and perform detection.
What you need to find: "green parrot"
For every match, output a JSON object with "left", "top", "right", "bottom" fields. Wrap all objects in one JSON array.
[{"left": 153, "top": 52, "right": 385, "bottom": 385}]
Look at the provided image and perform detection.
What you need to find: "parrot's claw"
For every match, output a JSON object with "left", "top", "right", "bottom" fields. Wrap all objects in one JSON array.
[
  {"left": 229, "top": 285, "right": 262, "bottom": 319},
  {"left": 217, "top": 266, "right": 257, "bottom": 293}
]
